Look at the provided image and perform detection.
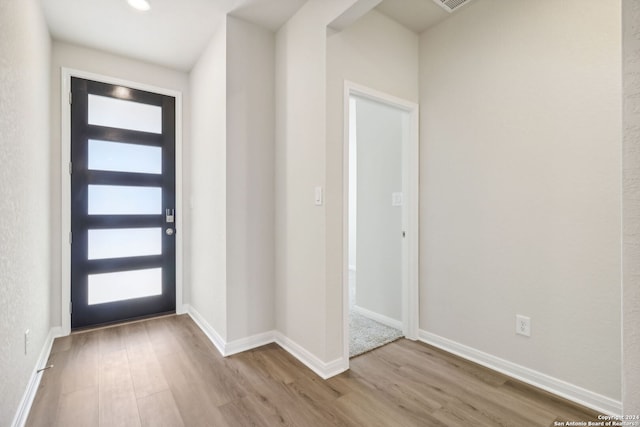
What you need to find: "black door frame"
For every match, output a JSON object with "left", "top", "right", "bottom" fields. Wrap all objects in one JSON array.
[
  {"left": 61, "top": 69, "right": 183, "bottom": 333},
  {"left": 70, "top": 77, "right": 176, "bottom": 329}
]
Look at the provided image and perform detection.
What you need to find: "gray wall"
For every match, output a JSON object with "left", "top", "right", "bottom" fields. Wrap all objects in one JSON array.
[
  {"left": 354, "top": 96, "right": 405, "bottom": 322},
  {"left": 419, "top": 0, "right": 621, "bottom": 400},
  {"left": 189, "top": 20, "right": 228, "bottom": 338},
  {"left": 0, "top": 0, "right": 52, "bottom": 424},
  {"left": 623, "top": 0, "right": 640, "bottom": 415},
  {"left": 226, "top": 16, "right": 276, "bottom": 341},
  {"left": 189, "top": 16, "right": 276, "bottom": 343}
]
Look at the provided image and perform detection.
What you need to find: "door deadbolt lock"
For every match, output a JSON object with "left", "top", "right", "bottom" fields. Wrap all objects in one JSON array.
[
  {"left": 166, "top": 228, "right": 174, "bottom": 236},
  {"left": 166, "top": 209, "right": 175, "bottom": 223}
]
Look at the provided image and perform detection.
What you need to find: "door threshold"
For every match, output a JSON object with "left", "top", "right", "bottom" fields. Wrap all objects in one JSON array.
[{"left": 71, "top": 311, "right": 176, "bottom": 334}]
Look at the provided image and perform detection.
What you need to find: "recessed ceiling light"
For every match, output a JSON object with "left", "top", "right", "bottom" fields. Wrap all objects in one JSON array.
[{"left": 127, "top": 0, "right": 151, "bottom": 12}]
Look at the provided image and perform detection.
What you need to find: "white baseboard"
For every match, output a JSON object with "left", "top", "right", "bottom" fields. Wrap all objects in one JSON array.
[
  {"left": 176, "top": 303, "right": 189, "bottom": 315},
  {"left": 185, "top": 305, "right": 226, "bottom": 356},
  {"left": 11, "top": 326, "right": 63, "bottom": 427},
  {"left": 185, "top": 305, "right": 275, "bottom": 356},
  {"left": 418, "top": 330, "right": 622, "bottom": 416},
  {"left": 353, "top": 305, "right": 403, "bottom": 330},
  {"left": 225, "top": 331, "right": 277, "bottom": 356},
  {"left": 274, "top": 332, "right": 348, "bottom": 379},
  {"left": 185, "top": 305, "right": 348, "bottom": 379}
]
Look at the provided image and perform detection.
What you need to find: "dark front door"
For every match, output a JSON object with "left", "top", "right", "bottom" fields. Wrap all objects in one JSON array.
[{"left": 70, "top": 77, "right": 176, "bottom": 329}]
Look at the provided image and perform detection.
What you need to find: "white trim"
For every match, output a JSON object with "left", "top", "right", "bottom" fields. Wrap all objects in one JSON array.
[
  {"left": 418, "top": 330, "right": 623, "bottom": 416},
  {"left": 60, "top": 68, "right": 184, "bottom": 334},
  {"left": 347, "top": 81, "right": 420, "bottom": 112},
  {"left": 342, "top": 83, "right": 351, "bottom": 366},
  {"left": 177, "top": 304, "right": 190, "bottom": 316},
  {"left": 186, "top": 306, "right": 348, "bottom": 379},
  {"left": 61, "top": 71, "right": 71, "bottom": 335},
  {"left": 342, "top": 83, "right": 350, "bottom": 367},
  {"left": 225, "top": 331, "right": 277, "bottom": 356},
  {"left": 352, "top": 305, "right": 403, "bottom": 330},
  {"left": 11, "top": 327, "right": 63, "bottom": 427},
  {"left": 274, "top": 332, "right": 349, "bottom": 379},
  {"left": 186, "top": 305, "right": 226, "bottom": 356},
  {"left": 342, "top": 81, "right": 420, "bottom": 365},
  {"left": 186, "top": 304, "right": 275, "bottom": 357}
]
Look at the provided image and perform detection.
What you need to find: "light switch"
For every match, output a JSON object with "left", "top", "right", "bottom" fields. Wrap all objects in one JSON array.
[
  {"left": 392, "top": 192, "right": 403, "bottom": 207},
  {"left": 315, "top": 186, "right": 323, "bottom": 206}
]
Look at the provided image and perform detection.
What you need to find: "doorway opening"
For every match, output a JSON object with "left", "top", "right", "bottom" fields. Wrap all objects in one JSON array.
[{"left": 343, "top": 82, "right": 419, "bottom": 360}]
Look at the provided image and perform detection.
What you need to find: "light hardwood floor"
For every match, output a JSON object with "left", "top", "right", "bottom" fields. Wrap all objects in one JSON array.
[{"left": 26, "top": 315, "right": 600, "bottom": 426}]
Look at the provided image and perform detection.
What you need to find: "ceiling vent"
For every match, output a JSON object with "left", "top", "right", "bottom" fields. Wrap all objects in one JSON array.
[{"left": 432, "top": 0, "right": 475, "bottom": 13}]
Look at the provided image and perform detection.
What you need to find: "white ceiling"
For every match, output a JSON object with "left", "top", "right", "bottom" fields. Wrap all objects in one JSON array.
[
  {"left": 40, "top": 0, "right": 453, "bottom": 72},
  {"left": 40, "top": 0, "right": 307, "bottom": 71},
  {"left": 375, "top": 0, "right": 450, "bottom": 34}
]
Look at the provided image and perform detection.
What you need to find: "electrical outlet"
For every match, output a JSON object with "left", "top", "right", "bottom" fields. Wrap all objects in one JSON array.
[
  {"left": 516, "top": 315, "right": 531, "bottom": 337},
  {"left": 24, "top": 329, "right": 30, "bottom": 355}
]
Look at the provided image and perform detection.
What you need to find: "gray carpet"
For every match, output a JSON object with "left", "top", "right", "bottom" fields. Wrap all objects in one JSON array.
[
  {"left": 348, "top": 270, "right": 403, "bottom": 357},
  {"left": 349, "top": 311, "right": 403, "bottom": 358}
]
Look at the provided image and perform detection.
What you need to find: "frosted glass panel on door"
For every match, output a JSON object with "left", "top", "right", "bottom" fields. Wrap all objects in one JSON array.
[
  {"left": 88, "top": 94, "right": 161, "bottom": 134},
  {"left": 88, "top": 268, "right": 162, "bottom": 305},
  {"left": 88, "top": 228, "right": 161, "bottom": 260},
  {"left": 88, "top": 140, "right": 161, "bottom": 174},
  {"left": 88, "top": 185, "right": 161, "bottom": 215}
]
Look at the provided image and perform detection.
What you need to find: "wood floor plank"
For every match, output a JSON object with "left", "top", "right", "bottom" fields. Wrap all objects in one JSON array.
[
  {"left": 391, "top": 339, "right": 509, "bottom": 387},
  {"left": 223, "top": 350, "right": 271, "bottom": 383},
  {"left": 25, "top": 350, "right": 68, "bottom": 427},
  {"left": 361, "top": 344, "right": 559, "bottom": 426},
  {"left": 218, "top": 397, "right": 275, "bottom": 427},
  {"left": 124, "top": 323, "right": 170, "bottom": 399},
  {"left": 26, "top": 315, "right": 601, "bottom": 427},
  {"left": 222, "top": 357, "right": 293, "bottom": 416},
  {"left": 273, "top": 389, "right": 353, "bottom": 427},
  {"left": 350, "top": 353, "right": 445, "bottom": 412},
  {"left": 60, "top": 332, "right": 99, "bottom": 395},
  {"left": 98, "top": 326, "right": 126, "bottom": 359},
  {"left": 431, "top": 403, "right": 502, "bottom": 427},
  {"left": 144, "top": 316, "right": 183, "bottom": 356},
  {"left": 224, "top": 346, "right": 283, "bottom": 388},
  {"left": 330, "top": 385, "right": 430, "bottom": 427},
  {"left": 128, "top": 350, "right": 170, "bottom": 399},
  {"left": 176, "top": 347, "right": 245, "bottom": 406},
  {"left": 99, "top": 349, "right": 141, "bottom": 427},
  {"left": 155, "top": 349, "right": 231, "bottom": 426},
  {"left": 234, "top": 361, "right": 351, "bottom": 427},
  {"left": 122, "top": 320, "right": 149, "bottom": 346},
  {"left": 137, "top": 390, "right": 185, "bottom": 427},
  {"left": 501, "top": 379, "right": 602, "bottom": 424},
  {"left": 256, "top": 348, "right": 306, "bottom": 384},
  {"left": 285, "top": 374, "right": 343, "bottom": 404},
  {"left": 56, "top": 386, "right": 99, "bottom": 427},
  {"left": 324, "top": 370, "right": 363, "bottom": 396},
  {"left": 49, "top": 335, "right": 72, "bottom": 354},
  {"left": 169, "top": 314, "right": 224, "bottom": 360},
  {"left": 398, "top": 360, "right": 557, "bottom": 427}
]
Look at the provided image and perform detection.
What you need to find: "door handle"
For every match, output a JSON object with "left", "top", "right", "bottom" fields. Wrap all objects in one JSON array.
[{"left": 166, "top": 228, "right": 174, "bottom": 236}]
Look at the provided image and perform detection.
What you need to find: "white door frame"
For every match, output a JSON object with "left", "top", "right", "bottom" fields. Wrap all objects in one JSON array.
[
  {"left": 60, "top": 67, "right": 185, "bottom": 335},
  {"left": 342, "top": 81, "right": 419, "bottom": 363}
]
